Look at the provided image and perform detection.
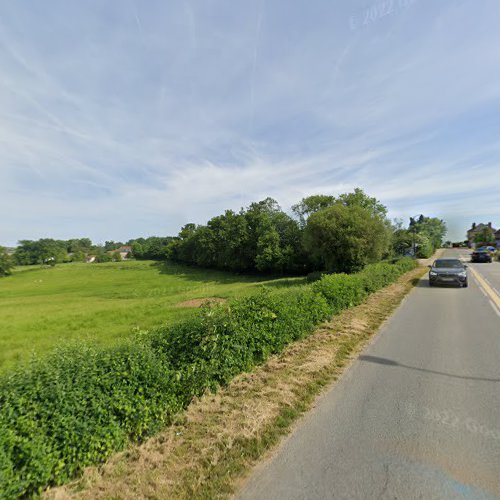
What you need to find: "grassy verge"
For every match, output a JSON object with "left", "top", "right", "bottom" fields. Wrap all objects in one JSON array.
[{"left": 48, "top": 265, "right": 426, "bottom": 499}]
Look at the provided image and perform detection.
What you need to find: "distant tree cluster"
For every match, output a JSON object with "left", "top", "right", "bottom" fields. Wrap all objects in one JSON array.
[
  {"left": 11, "top": 238, "right": 130, "bottom": 266},
  {"left": 166, "top": 188, "right": 395, "bottom": 274},
  {"left": 166, "top": 198, "right": 308, "bottom": 273},
  {"left": 128, "top": 237, "right": 175, "bottom": 260},
  {"left": 392, "top": 215, "right": 447, "bottom": 258},
  {"left": 9, "top": 236, "right": 176, "bottom": 268},
  {"left": 13, "top": 238, "right": 93, "bottom": 266}
]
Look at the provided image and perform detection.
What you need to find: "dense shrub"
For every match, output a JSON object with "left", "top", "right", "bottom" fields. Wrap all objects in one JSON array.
[
  {"left": 359, "top": 263, "right": 400, "bottom": 293},
  {"left": 150, "top": 287, "right": 331, "bottom": 389},
  {"left": 95, "top": 253, "right": 112, "bottom": 263},
  {"left": 0, "top": 258, "right": 416, "bottom": 498},
  {"left": 393, "top": 257, "right": 418, "bottom": 274},
  {"left": 306, "top": 271, "right": 323, "bottom": 283},
  {"left": 312, "top": 257, "right": 417, "bottom": 311},
  {"left": 0, "top": 342, "right": 182, "bottom": 498},
  {"left": 312, "top": 274, "right": 367, "bottom": 313}
]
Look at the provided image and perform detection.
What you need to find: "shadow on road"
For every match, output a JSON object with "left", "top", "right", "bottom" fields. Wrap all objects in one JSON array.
[
  {"left": 359, "top": 355, "right": 500, "bottom": 382},
  {"left": 412, "top": 278, "right": 429, "bottom": 288},
  {"left": 411, "top": 277, "right": 465, "bottom": 289}
]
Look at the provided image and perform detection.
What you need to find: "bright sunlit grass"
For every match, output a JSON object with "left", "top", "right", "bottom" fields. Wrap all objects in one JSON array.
[{"left": 0, "top": 260, "right": 304, "bottom": 372}]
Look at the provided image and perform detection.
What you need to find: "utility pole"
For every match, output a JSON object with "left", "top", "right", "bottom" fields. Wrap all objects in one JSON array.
[{"left": 409, "top": 215, "right": 421, "bottom": 258}]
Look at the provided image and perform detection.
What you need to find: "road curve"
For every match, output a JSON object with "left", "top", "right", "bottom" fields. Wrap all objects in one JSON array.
[{"left": 238, "top": 249, "right": 500, "bottom": 499}]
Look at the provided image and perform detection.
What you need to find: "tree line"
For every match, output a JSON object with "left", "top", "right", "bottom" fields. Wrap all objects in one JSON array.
[
  {"left": 1, "top": 188, "right": 447, "bottom": 276},
  {"left": 1, "top": 236, "right": 175, "bottom": 268},
  {"left": 164, "top": 189, "right": 445, "bottom": 274}
]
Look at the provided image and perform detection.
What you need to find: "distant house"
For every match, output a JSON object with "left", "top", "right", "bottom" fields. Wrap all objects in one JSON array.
[
  {"left": 109, "top": 246, "right": 132, "bottom": 260},
  {"left": 496, "top": 229, "right": 500, "bottom": 249},
  {"left": 466, "top": 222, "right": 497, "bottom": 248},
  {"left": 116, "top": 245, "right": 132, "bottom": 254}
]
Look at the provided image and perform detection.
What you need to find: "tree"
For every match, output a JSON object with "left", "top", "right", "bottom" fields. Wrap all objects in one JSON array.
[
  {"left": 336, "top": 188, "right": 388, "bottom": 219},
  {"left": 255, "top": 228, "right": 283, "bottom": 272},
  {"left": 303, "top": 204, "right": 391, "bottom": 273},
  {"left": 71, "top": 250, "right": 86, "bottom": 262},
  {"left": 104, "top": 241, "right": 123, "bottom": 251},
  {"left": 127, "top": 237, "right": 174, "bottom": 260},
  {"left": 392, "top": 229, "right": 414, "bottom": 256},
  {"left": 95, "top": 253, "right": 112, "bottom": 263},
  {"left": 14, "top": 239, "right": 67, "bottom": 265},
  {"left": 410, "top": 216, "right": 447, "bottom": 250},
  {"left": 414, "top": 234, "right": 433, "bottom": 258},
  {"left": 292, "top": 195, "right": 336, "bottom": 227},
  {"left": 0, "top": 247, "right": 14, "bottom": 276},
  {"left": 131, "top": 242, "right": 144, "bottom": 259},
  {"left": 167, "top": 198, "right": 305, "bottom": 274},
  {"left": 112, "top": 251, "right": 122, "bottom": 262},
  {"left": 68, "top": 238, "right": 92, "bottom": 253},
  {"left": 474, "top": 227, "right": 495, "bottom": 245}
]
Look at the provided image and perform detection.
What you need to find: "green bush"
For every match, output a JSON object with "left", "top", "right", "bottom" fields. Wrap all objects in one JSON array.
[
  {"left": 95, "top": 253, "right": 112, "bottom": 263},
  {"left": 306, "top": 271, "right": 323, "bottom": 283},
  {"left": 0, "top": 342, "right": 182, "bottom": 498},
  {"left": 393, "top": 257, "right": 417, "bottom": 274},
  {"left": 0, "top": 258, "right": 416, "bottom": 497},
  {"left": 150, "top": 287, "right": 331, "bottom": 389},
  {"left": 359, "top": 263, "right": 400, "bottom": 293},
  {"left": 312, "top": 257, "right": 417, "bottom": 312},
  {"left": 312, "top": 274, "right": 367, "bottom": 313}
]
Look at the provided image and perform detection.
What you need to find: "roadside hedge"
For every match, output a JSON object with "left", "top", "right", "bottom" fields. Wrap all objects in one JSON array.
[
  {"left": 0, "top": 342, "right": 184, "bottom": 498},
  {"left": 0, "top": 258, "right": 416, "bottom": 498},
  {"left": 149, "top": 286, "right": 331, "bottom": 390}
]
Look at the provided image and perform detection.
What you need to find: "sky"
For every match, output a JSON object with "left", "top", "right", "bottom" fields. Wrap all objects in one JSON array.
[{"left": 1, "top": 0, "right": 499, "bottom": 246}]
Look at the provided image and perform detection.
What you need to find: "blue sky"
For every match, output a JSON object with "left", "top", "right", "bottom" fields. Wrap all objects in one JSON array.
[{"left": 1, "top": 0, "right": 499, "bottom": 246}]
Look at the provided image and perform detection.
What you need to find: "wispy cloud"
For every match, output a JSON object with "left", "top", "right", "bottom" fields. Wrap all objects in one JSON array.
[{"left": 0, "top": 0, "right": 499, "bottom": 245}]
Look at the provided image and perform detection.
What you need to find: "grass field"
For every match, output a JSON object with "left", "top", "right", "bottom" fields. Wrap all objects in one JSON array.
[{"left": 0, "top": 261, "right": 303, "bottom": 372}]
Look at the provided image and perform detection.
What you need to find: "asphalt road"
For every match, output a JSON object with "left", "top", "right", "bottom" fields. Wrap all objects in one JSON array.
[{"left": 239, "top": 249, "right": 500, "bottom": 499}]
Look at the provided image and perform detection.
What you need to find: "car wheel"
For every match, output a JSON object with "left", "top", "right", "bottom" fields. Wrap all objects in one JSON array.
[
  {"left": 463, "top": 281, "right": 468, "bottom": 288},
  {"left": 429, "top": 282, "right": 434, "bottom": 287}
]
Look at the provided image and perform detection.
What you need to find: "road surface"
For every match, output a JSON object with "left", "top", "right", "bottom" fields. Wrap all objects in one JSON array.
[{"left": 239, "top": 249, "right": 500, "bottom": 499}]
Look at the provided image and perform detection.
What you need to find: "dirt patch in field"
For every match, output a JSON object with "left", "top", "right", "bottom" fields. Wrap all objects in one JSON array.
[
  {"left": 176, "top": 297, "right": 226, "bottom": 308},
  {"left": 46, "top": 267, "right": 426, "bottom": 500}
]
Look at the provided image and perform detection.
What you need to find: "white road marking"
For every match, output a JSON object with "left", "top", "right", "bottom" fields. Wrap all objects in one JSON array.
[
  {"left": 468, "top": 264, "right": 500, "bottom": 318},
  {"left": 489, "top": 300, "right": 500, "bottom": 317}
]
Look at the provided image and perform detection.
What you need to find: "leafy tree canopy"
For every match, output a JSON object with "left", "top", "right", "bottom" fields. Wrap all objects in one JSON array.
[
  {"left": 303, "top": 204, "right": 391, "bottom": 273},
  {"left": 0, "top": 246, "right": 14, "bottom": 277},
  {"left": 409, "top": 215, "right": 447, "bottom": 249},
  {"left": 474, "top": 227, "right": 495, "bottom": 245}
]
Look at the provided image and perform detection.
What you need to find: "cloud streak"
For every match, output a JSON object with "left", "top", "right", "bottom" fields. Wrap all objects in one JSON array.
[{"left": 0, "top": 0, "right": 499, "bottom": 245}]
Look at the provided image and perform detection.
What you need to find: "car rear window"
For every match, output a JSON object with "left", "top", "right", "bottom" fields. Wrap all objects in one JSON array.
[{"left": 434, "top": 259, "right": 463, "bottom": 268}]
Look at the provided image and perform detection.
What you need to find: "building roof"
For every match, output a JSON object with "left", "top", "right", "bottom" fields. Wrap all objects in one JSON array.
[{"left": 467, "top": 222, "right": 497, "bottom": 236}]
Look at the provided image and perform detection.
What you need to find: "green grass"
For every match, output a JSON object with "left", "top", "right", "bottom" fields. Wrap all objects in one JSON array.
[{"left": 0, "top": 261, "right": 304, "bottom": 372}]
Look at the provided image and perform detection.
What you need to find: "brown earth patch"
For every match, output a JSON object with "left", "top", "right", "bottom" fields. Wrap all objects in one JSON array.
[
  {"left": 176, "top": 297, "right": 226, "bottom": 308},
  {"left": 46, "top": 266, "right": 426, "bottom": 500}
]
